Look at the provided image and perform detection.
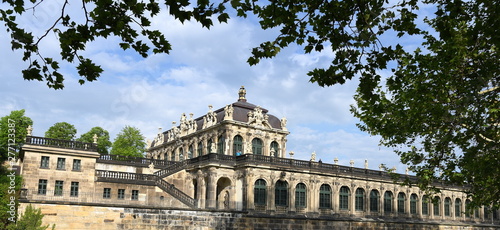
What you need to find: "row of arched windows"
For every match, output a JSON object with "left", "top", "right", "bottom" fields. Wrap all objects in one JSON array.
[
  {"left": 253, "top": 179, "right": 499, "bottom": 219},
  {"left": 162, "top": 135, "right": 281, "bottom": 160}
]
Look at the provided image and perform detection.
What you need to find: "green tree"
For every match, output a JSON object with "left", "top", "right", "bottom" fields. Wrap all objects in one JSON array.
[
  {"left": 7, "top": 204, "right": 54, "bottom": 230},
  {"left": 44, "top": 122, "right": 77, "bottom": 141},
  {"left": 0, "top": 165, "right": 22, "bottom": 229},
  {"left": 0, "top": 110, "right": 33, "bottom": 160},
  {"left": 110, "top": 126, "right": 146, "bottom": 158},
  {"left": 77, "top": 126, "right": 112, "bottom": 154}
]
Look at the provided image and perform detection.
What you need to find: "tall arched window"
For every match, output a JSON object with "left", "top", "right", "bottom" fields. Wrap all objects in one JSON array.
[
  {"left": 295, "top": 183, "right": 307, "bottom": 208},
  {"left": 170, "top": 151, "right": 175, "bottom": 161},
  {"left": 197, "top": 141, "right": 203, "bottom": 157},
  {"left": 254, "top": 179, "right": 267, "bottom": 205},
  {"left": 355, "top": 188, "right": 365, "bottom": 211},
  {"left": 233, "top": 135, "right": 243, "bottom": 156},
  {"left": 217, "top": 135, "right": 225, "bottom": 154},
  {"left": 370, "top": 190, "right": 379, "bottom": 212},
  {"left": 433, "top": 196, "right": 441, "bottom": 216},
  {"left": 410, "top": 194, "right": 418, "bottom": 214},
  {"left": 455, "top": 198, "right": 462, "bottom": 217},
  {"left": 270, "top": 141, "right": 279, "bottom": 157},
  {"left": 188, "top": 145, "right": 193, "bottom": 159},
  {"left": 384, "top": 191, "right": 393, "bottom": 213},
  {"left": 339, "top": 186, "right": 350, "bottom": 210},
  {"left": 444, "top": 197, "right": 451, "bottom": 216},
  {"left": 422, "top": 195, "right": 429, "bottom": 216},
  {"left": 207, "top": 139, "right": 213, "bottom": 153},
  {"left": 319, "top": 184, "right": 331, "bottom": 209},
  {"left": 397, "top": 192, "right": 405, "bottom": 213},
  {"left": 252, "top": 138, "right": 263, "bottom": 155},
  {"left": 275, "top": 180, "right": 288, "bottom": 206},
  {"left": 178, "top": 148, "right": 184, "bottom": 161},
  {"left": 465, "top": 199, "right": 471, "bottom": 218}
]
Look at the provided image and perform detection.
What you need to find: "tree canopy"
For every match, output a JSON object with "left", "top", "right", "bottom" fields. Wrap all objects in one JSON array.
[
  {"left": 77, "top": 126, "right": 112, "bottom": 154},
  {"left": 110, "top": 126, "right": 146, "bottom": 158},
  {"left": 44, "top": 122, "right": 77, "bottom": 141},
  {"left": 0, "top": 110, "right": 33, "bottom": 160},
  {"left": 1, "top": 0, "right": 498, "bottom": 208}
]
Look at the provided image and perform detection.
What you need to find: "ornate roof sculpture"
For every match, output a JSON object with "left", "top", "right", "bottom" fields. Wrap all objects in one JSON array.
[{"left": 148, "top": 86, "right": 288, "bottom": 150}]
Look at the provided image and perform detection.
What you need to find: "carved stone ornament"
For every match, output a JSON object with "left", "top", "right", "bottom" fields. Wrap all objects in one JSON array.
[
  {"left": 224, "top": 104, "right": 234, "bottom": 120},
  {"left": 247, "top": 106, "right": 272, "bottom": 129},
  {"left": 280, "top": 117, "right": 287, "bottom": 131}
]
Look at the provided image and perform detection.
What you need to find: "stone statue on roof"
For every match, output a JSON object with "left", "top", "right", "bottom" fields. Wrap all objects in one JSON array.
[{"left": 224, "top": 104, "right": 233, "bottom": 120}]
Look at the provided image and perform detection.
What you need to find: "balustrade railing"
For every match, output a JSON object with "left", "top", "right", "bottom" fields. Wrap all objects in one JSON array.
[
  {"left": 96, "top": 154, "right": 175, "bottom": 167},
  {"left": 25, "top": 136, "right": 97, "bottom": 152}
]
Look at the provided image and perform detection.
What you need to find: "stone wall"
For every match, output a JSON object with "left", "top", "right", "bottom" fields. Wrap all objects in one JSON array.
[{"left": 19, "top": 203, "right": 500, "bottom": 230}]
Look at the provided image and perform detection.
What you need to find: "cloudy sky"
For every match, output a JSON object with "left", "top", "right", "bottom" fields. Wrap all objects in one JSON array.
[{"left": 0, "top": 1, "right": 408, "bottom": 172}]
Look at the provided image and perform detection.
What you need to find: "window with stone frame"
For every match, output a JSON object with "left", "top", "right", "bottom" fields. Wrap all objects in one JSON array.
[
  {"left": 56, "top": 157, "right": 66, "bottom": 170},
  {"left": 70, "top": 182, "right": 79, "bottom": 197},
  {"left": 131, "top": 190, "right": 139, "bottom": 200},
  {"left": 397, "top": 192, "right": 405, "bottom": 213},
  {"left": 252, "top": 138, "right": 263, "bottom": 155},
  {"left": 270, "top": 141, "right": 279, "bottom": 157},
  {"left": 433, "top": 197, "right": 441, "bottom": 216},
  {"left": 339, "top": 186, "right": 350, "bottom": 210},
  {"left": 370, "top": 190, "right": 379, "bottom": 212},
  {"left": 37, "top": 179, "right": 47, "bottom": 195},
  {"left": 179, "top": 147, "right": 184, "bottom": 161},
  {"left": 295, "top": 183, "right": 307, "bottom": 208},
  {"left": 275, "top": 180, "right": 288, "bottom": 206},
  {"left": 410, "top": 194, "right": 418, "bottom": 214},
  {"left": 103, "top": 188, "right": 111, "bottom": 199},
  {"left": 207, "top": 139, "right": 213, "bottom": 154},
  {"left": 254, "top": 179, "right": 266, "bottom": 205},
  {"left": 54, "top": 180, "right": 63, "bottom": 196},
  {"left": 319, "top": 184, "right": 332, "bottom": 209},
  {"left": 72, "top": 159, "right": 81, "bottom": 171},
  {"left": 233, "top": 135, "right": 243, "bottom": 156},
  {"left": 118, "top": 189, "right": 125, "bottom": 199},
  {"left": 40, "top": 156, "right": 49, "bottom": 168},
  {"left": 217, "top": 135, "right": 225, "bottom": 154},
  {"left": 455, "top": 198, "right": 462, "bottom": 217},
  {"left": 188, "top": 145, "right": 193, "bottom": 159},
  {"left": 384, "top": 191, "right": 393, "bottom": 213},
  {"left": 355, "top": 188, "right": 365, "bottom": 211},
  {"left": 197, "top": 142, "right": 203, "bottom": 157},
  {"left": 444, "top": 197, "right": 451, "bottom": 216},
  {"left": 422, "top": 196, "right": 430, "bottom": 216}
]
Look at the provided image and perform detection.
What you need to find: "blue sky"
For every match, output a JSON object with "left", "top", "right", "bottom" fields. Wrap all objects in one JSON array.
[{"left": 0, "top": 1, "right": 408, "bottom": 172}]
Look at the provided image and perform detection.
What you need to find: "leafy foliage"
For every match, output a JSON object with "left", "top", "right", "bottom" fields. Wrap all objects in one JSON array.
[
  {"left": 110, "top": 126, "right": 146, "bottom": 158},
  {"left": 44, "top": 122, "right": 77, "bottom": 141},
  {"left": 0, "top": 165, "right": 22, "bottom": 229},
  {"left": 7, "top": 204, "right": 54, "bottom": 230},
  {"left": 76, "top": 126, "right": 112, "bottom": 154},
  {"left": 0, "top": 110, "right": 33, "bottom": 160}
]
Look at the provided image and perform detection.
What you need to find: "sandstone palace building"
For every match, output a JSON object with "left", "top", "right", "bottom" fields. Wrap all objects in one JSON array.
[{"left": 17, "top": 87, "right": 500, "bottom": 229}]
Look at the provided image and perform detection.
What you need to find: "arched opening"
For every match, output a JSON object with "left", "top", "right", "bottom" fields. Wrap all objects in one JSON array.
[
  {"left": 319, "top": 184, "right": 332, "bottom": 209},
  {"left": 252, "top": 138, "right": 263, "bottom": 155},
  {"left": 355, "top": 188, "right": 365, "bottom": 211},
  {"left": 444, "top": 197, "right": 451, "bottom": 216},
  {"left": 217, "top": 135, "right": 225, "bottom": 155},
  {"left": 178, "top": 148, "right": 184, "bottom": 161},
  {"left": 422, "top": 195, "right": 430, "bottom": 216},
  {"left": 410, "top": 194, "right": 418, "bottom": 215},
  {"left": 397, "top": 192, "right": 405, "bottom": 214},
  {"left": 370, "top": 190, "right": 379, "bottom": 212},
  {"left": 270, "top": 141, "right": 279, "bottom": 157},
  {"left": 254, "top": 179, "right": 267, "bottom": 206},
  {"left": 339, "top": 186, "right": 350, "bottom": 210},
  {"left": 384, "top": 191, "right": 393, "bottom": 213},
  {"left": 455, "top": 198, "right": 462, "bottom": 217},
  {"left": 188, "top": 145, "right": 193, "bottom": 159},
  {"left": 216, "top": 177, "right": 232, "bottom": 210},
  {"left": 197, "top": 141, "right": 203, "bottom": 157},
  {"left": 433, "top": 196, "right": 441, "bottom": 216},
  {"left": 295, "top": 183, "right": 307, "bottom": 208},
  {"left": 275, "top": 180, "right": 288, "bottom": 207},
  {"left": 233, "top": 135, "right": 243, "bottom": 156}
]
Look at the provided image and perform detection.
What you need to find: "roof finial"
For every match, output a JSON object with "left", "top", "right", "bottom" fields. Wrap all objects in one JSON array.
[{"left": 238, "top": 86, "right": 246, "bottom": 102}]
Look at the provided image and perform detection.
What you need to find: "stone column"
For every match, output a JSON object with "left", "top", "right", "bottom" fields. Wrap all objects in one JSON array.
[
  {"left": 197, "top": 176, "right": 206, "bottom": 209},
  {"left": 268, "top": 179, "right": 275, "bottom": 212},
  {"left": 206, "top": 169, "right": 217, "bottom": 209}
]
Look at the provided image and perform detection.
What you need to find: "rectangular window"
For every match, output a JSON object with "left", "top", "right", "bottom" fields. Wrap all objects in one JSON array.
[
  {"left": 54, "top": 180, "right": 63, "bottom": 196},
  {"left": 70, "top": 182, "right": 79, "bottom": 197},
  {"left": 131, "top": 190, "right": 139, "bottom": 200},
  {"left": 56, "top": 158, "right": 66, "bottom": 170},
  {"left": 37, "top": 179, "right": 47, "bottom": 195},
  {"left": 40, "top": 156, "right": 49, "bottom": 168},
  {"left": 118, "top": 189, "right": 125, "bottom": 199},
  {"left": 72, "top": 159, "right": 81, "bottom": 171},
  {"left": 103, "top": 188, "right": 111, "bottom": 199}
]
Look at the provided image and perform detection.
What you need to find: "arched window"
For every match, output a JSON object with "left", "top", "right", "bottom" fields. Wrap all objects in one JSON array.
[
  {"left": 422, "top": 195, "right": 429, "bottom": 216},
  {"left": 384, "top": 191, "right": 393, "bottom": 213},
  {"left": 254, "top": 179, "right": 267, "bottom": 205},
  {"left": 319, "top": 184, "right": 331, "bottom": 209},
  {"left": 163, "top": 152, "right": 168, "bottom": 160},
  {"left": 370, "top": 190, "right": 379, "bottom": 212},
  {"left": 444, "top": 197, "right": 451, "bottom": 216},
  {"left": 355, "top": 188, "right": 365, "bottom": 211},
  {"left": 252, "top": 138, "right": 263, "bottom": 155},
  {"left": 275, "top": 180, "right": 288, "bottom": 206},
  {"left": 207, "top": 139, "right": 213, "bottom": 153},
  {"left": 170, "top": 151, "right": 175, "bottom": 161},
  {"left": 179, "top": 148, "right": 184, "bottom": 161},
  {"left": 197, "top": 142, "right": 203, "bottom": 157},
  {"left": 188, "top": 145, "right": 193, "bottom": 159},
  {"left": 270, "top": 141, "right": 279, "bottom": 157},
  {"left": 295, "top": 183, "right": 307, "bottom": 208},
  {"left": 217, "top": 135, "right": 225, "bottom": 154},
  {"left": 397, "top": 192, "right": 405, "bottom": 213},
  {"left": 455, "top": 198, "right": 462, "bottom": 217},
  {"left": 433, "top": 197, "right": 441, "bottom": 216},
  {"left": 465, "top": 199, "right": 471, "bottom": 218},
  {"left": 410, "top": 194, "right": 418, "bottom": 214},
  {"left": 233, "top": 135, "right": 243, "bottom": 156},
  {"left": 339, "top": 186, "right": 350, "bottom": 210}
]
